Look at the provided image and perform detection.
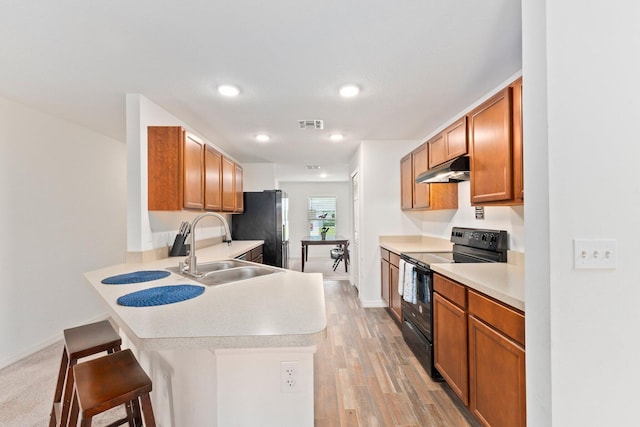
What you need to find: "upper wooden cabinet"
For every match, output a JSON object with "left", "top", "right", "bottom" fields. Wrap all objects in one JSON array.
[
  {"left": 221, "top": 156, "right": 235, "bottom": 212},
  {"left": 235, "top": 164, "right": 244, "bottom": 213},
  {"left": 428, "top": 117, "right": 468, "bottom": 169},
  {"left": 204, "top": 145, "right": 222, "bottom": 211},
  {"left": 401, "top": 147, "right": 458, "bottom": 211},
  {"left": 400, "top": 154, "right": 414, "bottom": 210},
  {"left": 221, "top": 156, "right": 243, "bottom": 213},
  {"left": 468, "top": 78, "right": 523, "bottom": 205},
  {"left": 148, "top": 126, "right": 204, "bottom": 211},
  {"left": 148, "top": 126, "right": 243, "bottom": 213},
  {"left": 511, "top": 78, "right": 524, "bottom": 202}
]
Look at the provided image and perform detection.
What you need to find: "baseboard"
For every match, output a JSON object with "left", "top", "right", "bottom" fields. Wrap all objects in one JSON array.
[
  {"left": 0, "top": 312, "right": 109, "bottom": 370},
  {"left": 360, "top": 299, "right": 388, "bottom": 308}
]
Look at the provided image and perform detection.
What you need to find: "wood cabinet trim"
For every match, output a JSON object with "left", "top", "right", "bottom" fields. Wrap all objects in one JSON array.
[{"left": 511, "top": 77, "right": 524, "bottom": 203}]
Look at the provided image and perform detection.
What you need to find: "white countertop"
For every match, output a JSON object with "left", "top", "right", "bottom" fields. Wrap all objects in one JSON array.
[
  {"left": 85, "top": 240, "right": 327, "bottom": 351},
  {"left": 379, "top": 235, "right": 453, "bottom": 254},
  {"left": 431, "top": 262, "right": 525, "bottom": 311}
]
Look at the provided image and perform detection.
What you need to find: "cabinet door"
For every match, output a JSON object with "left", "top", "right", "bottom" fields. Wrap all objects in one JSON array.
[
  {"left": 511, "top": 78, "right": 524, "bottom": 203},
  {"left": 234, "top": 164, "right": 244, "bottom": 213},
  {"left": 204, "top": 145, "right": 222, "bottom": 211},
  {"left": 412, "top": 144, "right": 430, "bottom": 209},
  {"left": 433, "top": 293, "right": 469, "bottom": 405},
  {"left": 400, "top": 154, "right": 413, "bottom": 210},
  {"left": 468, "top": 316, "right": 526, "bottom": 427},
  {"left": 428, "top": 134, "right": 446, "bottom": 169},
  {"left": 389, "top": 263, "right": 401, "bottom": 323},
  {"left": 221, "top": 156, "right": 235, "bottom": 212},
  {"left": 428, "top": 117, "right": 467, "bottom": 169},
  {"left": 148, "top": 126, "right": 183, "bottom": 211},
  {"left": 445, "top": 117, "right": 468, "bottom": 160},
  {"left": 381, "top": 258, "right": 390, "bottom": 305},
  {"left": 469, "top": 87, "right": 513, "bottom": 204},
  {"left": 182, "top": 132, "right": 204, "bottom": 210}
]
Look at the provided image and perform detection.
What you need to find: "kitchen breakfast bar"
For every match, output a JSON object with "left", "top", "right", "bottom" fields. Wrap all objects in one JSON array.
[{"left": 84, "top": 241, "right": 327, "bottom": 427}]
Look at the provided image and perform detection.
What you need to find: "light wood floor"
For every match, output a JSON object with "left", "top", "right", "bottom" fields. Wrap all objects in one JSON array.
[{"left": 315, "top": 280, "right": 478, "bottom": 427}]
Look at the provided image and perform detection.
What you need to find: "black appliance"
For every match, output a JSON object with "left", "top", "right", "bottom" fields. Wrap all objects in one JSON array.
[
  {"left": 231, "top": 190, "right": 289, "bottom": 268},
  {"left": 400, "top": 227, "right": 508, "bottom": 380}
]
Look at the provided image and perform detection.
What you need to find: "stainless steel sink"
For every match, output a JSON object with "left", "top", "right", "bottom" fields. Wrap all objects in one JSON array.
[{"left": 166, "top": 259, "right": 283, "bottom": 286}]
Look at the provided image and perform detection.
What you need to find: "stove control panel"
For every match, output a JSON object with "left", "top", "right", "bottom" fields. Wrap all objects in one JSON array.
[{"left": 450, "top": 227, "right": 508, "bottom": 251}]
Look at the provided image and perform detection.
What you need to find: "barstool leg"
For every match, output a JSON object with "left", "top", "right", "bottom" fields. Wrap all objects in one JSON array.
[
  {"left": 140, "top": 393, "right": 157, "bottom": 427},
  {"left": 60, "top": 358, "right": 77, "bottom": 426},
  {"left": 49, "top": 348, "right": 69, "bottom": 427},
  {"left": 68, "top": 388, "right": 79, "bottom": 427}
]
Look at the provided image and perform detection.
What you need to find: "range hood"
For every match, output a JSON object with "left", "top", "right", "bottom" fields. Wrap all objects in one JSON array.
[{"left": 415, "top": 156, "right": 470, "bottom": 183}]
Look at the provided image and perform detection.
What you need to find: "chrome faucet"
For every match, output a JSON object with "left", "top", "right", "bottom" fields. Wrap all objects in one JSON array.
[{"left": 180, "top": 212, "right": 232, "bottom": 277}]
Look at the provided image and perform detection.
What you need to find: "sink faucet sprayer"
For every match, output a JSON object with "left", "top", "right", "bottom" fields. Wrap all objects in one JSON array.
[{"left": 180, "top": 212, "right": 232, "bottom": 277}]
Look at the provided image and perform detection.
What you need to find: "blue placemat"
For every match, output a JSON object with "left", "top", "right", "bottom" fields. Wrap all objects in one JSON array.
[
  {"left": 101, "top": 270, "right": 171, "bottom": 285},
  {"left": 117, "top": 285, "right": 205, "bottom": 307}
]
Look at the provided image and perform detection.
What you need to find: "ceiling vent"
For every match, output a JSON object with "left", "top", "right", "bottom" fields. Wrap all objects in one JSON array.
[{"left": 298, "top": 119, "right": 324, "bottom": 130}]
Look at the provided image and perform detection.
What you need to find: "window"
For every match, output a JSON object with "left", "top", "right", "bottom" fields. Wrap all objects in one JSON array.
[{"left": 308, "top": 196, "right": 336, "bottom": 237}]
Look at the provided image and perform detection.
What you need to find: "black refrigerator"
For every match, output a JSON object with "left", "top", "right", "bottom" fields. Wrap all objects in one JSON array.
[{"left": 231, "top": 190, "right": 289, "bottom": 268}]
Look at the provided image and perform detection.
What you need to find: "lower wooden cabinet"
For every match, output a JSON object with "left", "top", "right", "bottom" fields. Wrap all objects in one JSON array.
[
  {"left": 237, "top": 245, "right": 263, "bottom": 263},
  {"left": 433, "top": 274, "right": 526, "bottom": 427},
  {"left": 389, "top": 257, "right": 401, "bottom": 322},
  {"left": 433, "top": 292, "right": 469, "bottom": 405},
  {"left": 468, "top": 315, "right": 526, "bottom": 427},
  {"left": 249, "top": 245, "right": 263, "bottom": 263},
  {"left": 380, "top": 249, "right": 390, "bottom": 306},
  {"left": 380, "top": 247, "right": 401, "bottom": 324}
]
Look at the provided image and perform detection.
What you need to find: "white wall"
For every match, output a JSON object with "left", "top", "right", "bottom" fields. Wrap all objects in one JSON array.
[
  {"left": 278, "top": 182, "right": 351, "bottom": 260},
  {"left": 0, "top": 96, "right": 126, "bottom": 367},
  {"left": 242, "top": 163, "right": 278, "bottom": 192},
  {"left": 126, "top": 94, "right": 236, "bottom": 253},
  {"left": 420, "top": 181, "right": 525, "bottom": 251},
  {"left": 524, "top": 2, "right": 640, "bottom": 425},
  {"left": 352, "top": 140, "right": 423, "bottom": 307}
]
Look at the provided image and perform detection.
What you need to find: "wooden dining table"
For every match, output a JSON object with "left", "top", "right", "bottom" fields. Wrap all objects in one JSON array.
[{"left": 300, "top": 235, "right": 349, "bottom": 272}]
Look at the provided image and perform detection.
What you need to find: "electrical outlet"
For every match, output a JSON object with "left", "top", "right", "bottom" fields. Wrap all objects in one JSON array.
[
  {"left": 573, "top": 239, "right": 617, "bottom": 270},
  {"left": 281, "top": 361, "right": 300, "bottom": 393}
]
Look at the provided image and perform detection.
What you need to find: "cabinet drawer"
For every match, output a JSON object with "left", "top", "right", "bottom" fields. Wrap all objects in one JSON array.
[
  {"left": 468, "top": 290, "right": 525, "bottom": 347},
  {"left": 433, "top": 274, "right": 466, "bottom": 308},
  {"left": 380, "top": 248, "right": 390, "bottom": 262},
  {"left": 389, "top": 252, "right": 400, "bottom": 268}
]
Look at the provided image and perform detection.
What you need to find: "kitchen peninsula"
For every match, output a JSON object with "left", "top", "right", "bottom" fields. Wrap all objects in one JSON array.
[{"left": 84, "top": 240, "right": 327, "bottom": 427}]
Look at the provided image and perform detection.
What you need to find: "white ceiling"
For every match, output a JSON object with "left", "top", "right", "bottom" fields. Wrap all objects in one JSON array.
[{"left": 0, "top": 1, "right": 521, "bottom": 182}]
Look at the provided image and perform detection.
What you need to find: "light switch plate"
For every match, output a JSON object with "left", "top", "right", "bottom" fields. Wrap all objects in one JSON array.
[{"left": 573, "top": 239, "right": 617, "bottom": 270}]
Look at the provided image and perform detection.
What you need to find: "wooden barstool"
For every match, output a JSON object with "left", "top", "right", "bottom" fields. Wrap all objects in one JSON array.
[
  {"left": 68, "top": 348, "right": 156, "bottom": 426},
  {"left": 49, "top": 320, "right": 122, "bottom": 427}
]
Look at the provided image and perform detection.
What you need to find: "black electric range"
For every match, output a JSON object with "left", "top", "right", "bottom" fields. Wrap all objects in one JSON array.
[{"left": 399, "top": 227, "right": 508, "bottom": 380}]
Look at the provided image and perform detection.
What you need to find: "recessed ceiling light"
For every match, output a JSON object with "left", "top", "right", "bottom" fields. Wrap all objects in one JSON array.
[
  {"left": 218, "top": 84, "right": 240, "bottom": 97},
  {"left": 339, "top": 84, "right": 360, "bottom": 98},
  {"left": 320, "top": 173, "right": 328, "bottom": 178},
  {"left": 255, "top": 134, "right": 270, "bottom": 142},
  {"left": 330, "top": 133, "right": 344, "bottom": 142}
]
